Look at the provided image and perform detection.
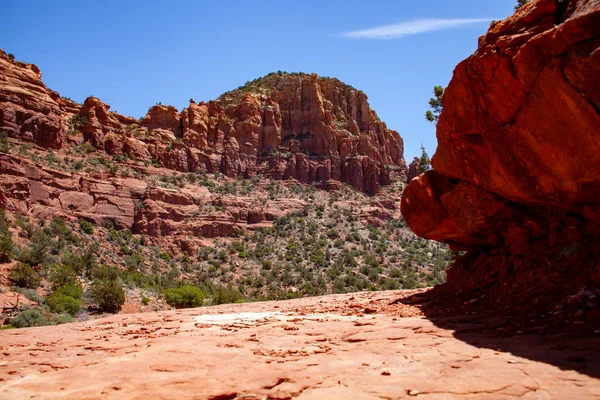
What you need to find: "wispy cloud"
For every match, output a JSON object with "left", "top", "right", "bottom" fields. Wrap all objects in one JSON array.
[{"left": 339, "top": 18, "right": 492, "bottom": 40}]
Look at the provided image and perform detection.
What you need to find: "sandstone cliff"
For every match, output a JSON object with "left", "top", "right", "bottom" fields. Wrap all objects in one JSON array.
[
  {"left": 0, "top": 55, "right": 405, "bottom": 194},
  {"left": 401, "top": 0, "right": 600, "bottom": 324}
]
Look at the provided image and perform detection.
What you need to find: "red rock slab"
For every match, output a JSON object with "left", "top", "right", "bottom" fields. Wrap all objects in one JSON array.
[{"left": 0, "top": 290, "right": 598, "bottom": 399}]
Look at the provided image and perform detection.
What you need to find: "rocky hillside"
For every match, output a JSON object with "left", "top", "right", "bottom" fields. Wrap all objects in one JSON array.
[
  {"left": 0, "top": 51, "right": 446, "bottom": 326},
  {"left": 402, "top": 0, "right": 600, "bottom": 330},
  {"left": 0, "top": 53, "right": 405, "bottom": 195}
]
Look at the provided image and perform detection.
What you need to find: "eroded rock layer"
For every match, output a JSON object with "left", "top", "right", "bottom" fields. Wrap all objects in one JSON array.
[
  {"left": 401, "top": 0, "right": 600, "bottom": 318},
  {"left": 0, "top": 53, "right": 406, "bottom": 194}
]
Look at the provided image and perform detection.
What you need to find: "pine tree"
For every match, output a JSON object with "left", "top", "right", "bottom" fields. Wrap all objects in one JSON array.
[
  {"left": 417, "top": 145, "right": 431, "bottom": 174},
  {"left": 425, "top": 86, "right": 444, "bottom": 125},
  {"left": 514, "top": 0, "right": 530, "bottom": 10}
]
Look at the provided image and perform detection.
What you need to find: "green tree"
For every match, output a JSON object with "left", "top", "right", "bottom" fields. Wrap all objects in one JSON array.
[
  {"left": 90, "top": 279, "right": 125, "bottom": 313},
  {"left": 49, "top": 264, "right": 78, "bottom": 289},
  {"left": 0, "top": 210, "right": 13, "bottom": 262},
  {"left": 425, "top": 85, "right": 444, "bottom": 124},
  {"left": 10, "top": 263, "right": 41, "bottom": 288},
  {"left": 63, "top": 245, "right": 98, "bottom": 276},
  {"left": 417, "top": 145, "right": 432, "bottom": 174},
  {"left": 17, "top": 228, "right": 50, "bottom": 266},
  {"left": 47, "top": 291, "right": 83, "bottom": 315},
  {"left": 514, "top": 0, "right": 530, "bottom": 10},
  {"left": 165, "top": 285, "right": 205, "bottom": 308},
  {"left": 212, "top": 286, "right": 245, "bottom": 305}
]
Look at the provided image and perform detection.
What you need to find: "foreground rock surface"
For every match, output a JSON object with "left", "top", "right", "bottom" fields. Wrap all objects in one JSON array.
[
  {"left": 1, "top": 290, "right": 599, "bottom": 399},
  {"left": 401, "top": 0, "right": 600, "bottom": 320}
]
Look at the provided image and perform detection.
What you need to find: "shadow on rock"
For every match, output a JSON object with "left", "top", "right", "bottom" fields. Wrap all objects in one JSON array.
[{"left": 396, "top": 287, "right": 600, "bottom": 379}]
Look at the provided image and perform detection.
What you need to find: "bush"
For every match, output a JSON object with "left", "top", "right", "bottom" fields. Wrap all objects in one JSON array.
[
  {"left": 50, "top": 313, "right": 75, "bottom": 325},
  {"left": 212, "top": 286, "right": 244, "bottom": 305},
  {"left": 16, "top": 229, "right": 50, "bottom": 266},
  {"left": 0, "top": 210, "right": 13, "bottom": 262},
  {"left": 0, "top": 230, "right": 13, "bottom": 263},
  {"left": 49, "top": 264, "right": 78, "bottom": 289},
  {"left": 164, "top": 285, "right": 205, "bottom": 308},
  {"left": 49, "top": 217, "right": 78, "bottom": 243},
  {"left": 90, "top": 264, "right": 120, "bottom": 281},
  {"left": 55, "top": 283, "right": 84, "bottom": 299},
  {"left": 12, "top": 287, "right": 43, "bottom": 304},
  {"left": 90, "top": 279, "right": 125, "bottom": 313},
  {"left": 326, "top": 229, "right": 339, "bottom": 239},
  {"left": 79, "top": 219, "right": 94, "bottom": 234},
  {"left": 47, "top": 293, "right": 82, "bottom": 316},
  {"left": 10, "top": 263, "right": 40, "bottom": 288},
  {"left": 11, "top": 309, "right": 49, "bottom": 328},
  {"left": 63, "top": 245, "right": 98, "bottom": 275}
]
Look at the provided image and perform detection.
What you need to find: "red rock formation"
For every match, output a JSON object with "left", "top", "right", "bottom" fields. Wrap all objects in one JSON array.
[
  {"left": 0, "top": 51, "right": 66, "bottom": 149},
  {"left": 2, "top": 290, "right": 599, "bottom": 399},
  {"left": 401, "top": 0, "right": 600, "bottom": 318},
  {"left": 0, "top": 151, "right": 309, "bottom": 244},
  {"left": 0, "top": 50, "right": 405, "bottom": 195},
  {"left": 406, "top": 157, "right": 419, "bottom": 182}
]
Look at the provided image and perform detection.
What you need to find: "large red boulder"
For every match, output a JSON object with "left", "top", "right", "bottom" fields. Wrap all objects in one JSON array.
[{"left": 401, "top": 0, "right": 600, "bottom": 317}]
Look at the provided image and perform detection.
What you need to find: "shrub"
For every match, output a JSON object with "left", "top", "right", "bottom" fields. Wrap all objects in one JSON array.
[
  {"left": 164, "top": 285, "right": 205, "bottom": 308},
  {"left": 514, "top": 0, "right": 530, "bottom": 10},
  {"left": 55, "top": 283, "right": 84, "bottom": 299},
  {"left": 49, "top": 217, "right": 77, "bottom": 243},
  {"left": 326, "top": 229, "right": 339, "bottom": 239},
  {"left": 90, "top": 264, "right": 120, "bottom": 281},
  {"left": 50, "top": 313, "right": 75, "bottom": 325},
  {"left": 212, "top": 286, "right": 244, "bottom": 305},
  {"left": 69, "top": 115, "right": 88, "bottom": 129},
  {"left": 79, "top": 219, "right": 94, "bottom": 234},
  {"left": 90, "top": 279, "right": 125, "bottom": 313},
  {"left": 0, "top": 226, "right": 13, "bottom": 263},
  {"left": 47, "top": 292, "right": 82, "bottom": 316},
  {"left": 0, "top": 210, "right": 13, "bottom": 262},
  {"left": 12, "top": 287, "right": 43, "bottom": 304},
  {"left": 124, "top": 253, "right": 144, "bottom": 272},
  {"left": 63, "top": 245, "right": 98, "bottom": 275},
  {"left": 49, "top": 264, "right": 78, "bottom": 289},
  {"left": 16, "top": 229, "right": 50, "bottom": 266},
  {"left": 10, "top": 263, "right": 40, "bottom": 288},
  {"left": 11, "top": 309, "right": 49, "bottom": 328}
]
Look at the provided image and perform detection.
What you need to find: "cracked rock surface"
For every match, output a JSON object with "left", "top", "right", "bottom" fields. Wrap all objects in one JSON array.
[{"left": 1, "top": 290, "right": 599, "bottom": 399}]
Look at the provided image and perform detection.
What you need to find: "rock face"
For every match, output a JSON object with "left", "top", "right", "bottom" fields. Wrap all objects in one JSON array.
[
  {"left": 406, "top": 157, "right": 419, "bottom": 182},
  {"left": 0, "top": 52, "right": 406, "bottom": 194},
  {"left": 0, "top": 53, "right": 66, "bottom": 149},
  {"left": 2, "top": 289, "right": 599, "bottom": 399},
  {"left": 0, "top": 151, "right": 310, "bottom": 247},
  {"left": 401, "top": 0, "right": 600, "bottom": 313}
]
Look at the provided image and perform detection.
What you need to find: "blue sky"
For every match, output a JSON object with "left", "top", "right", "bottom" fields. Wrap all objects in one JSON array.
[{"left": 1, "top": 1, "right": 518, "bottom": 160}]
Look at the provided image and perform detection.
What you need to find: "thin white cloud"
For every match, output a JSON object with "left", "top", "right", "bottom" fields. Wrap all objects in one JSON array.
[{"left": 340, "top": 18, "right": 493, "bottom": 40}]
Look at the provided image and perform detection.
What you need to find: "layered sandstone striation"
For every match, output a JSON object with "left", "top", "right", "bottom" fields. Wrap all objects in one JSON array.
[
  {"left": 0, "top": 53, "right": 406, "bottom": 195},
  {"left": 401, "top": 0, "right": 600, "bottom": 320}
]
